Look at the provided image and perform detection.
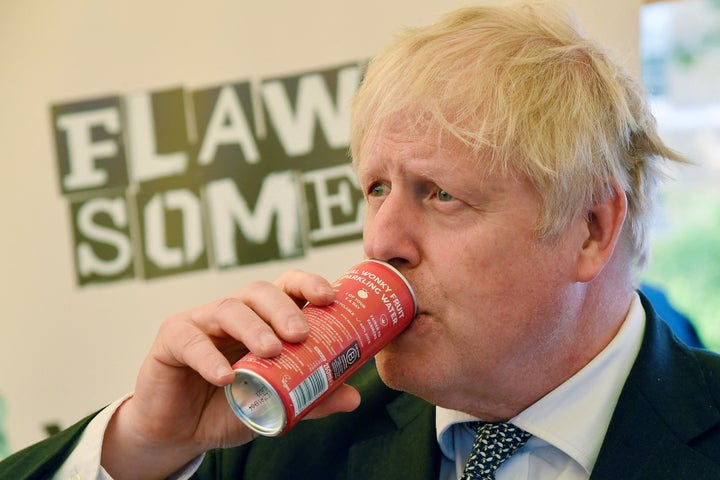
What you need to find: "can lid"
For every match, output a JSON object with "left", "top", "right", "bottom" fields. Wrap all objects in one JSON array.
[{"left": 225, "top": 369, "right": 287, "bottom": 436}]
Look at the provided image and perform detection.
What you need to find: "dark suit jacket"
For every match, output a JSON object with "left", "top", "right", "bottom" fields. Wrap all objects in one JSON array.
[{"left": 3, "top": 293, "right": 720, "bottom": 479}]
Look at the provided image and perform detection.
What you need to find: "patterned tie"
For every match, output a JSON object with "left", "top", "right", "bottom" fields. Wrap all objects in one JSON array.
[{"left": 459, "top": 421, "right": 532, "bottom": 480}]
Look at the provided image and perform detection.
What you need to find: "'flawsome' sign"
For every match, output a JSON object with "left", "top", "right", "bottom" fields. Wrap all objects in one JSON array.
[{"left": 51, "top": 62, "right": 365, "bottom": 285}]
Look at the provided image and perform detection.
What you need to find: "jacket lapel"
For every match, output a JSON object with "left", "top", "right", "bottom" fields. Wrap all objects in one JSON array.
[
  {"left": 592, "top": 294, "right": 720, "bottom": 479},
  {"left": 0, "top": 411, "right": 99, "bottom": 479},
  {"left": 347, "top": 392, "right": 439, "bottom": 480}
]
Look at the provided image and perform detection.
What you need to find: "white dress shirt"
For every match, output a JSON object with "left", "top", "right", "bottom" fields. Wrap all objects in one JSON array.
[
  {"left": 437, "top": 293, "right": 646, "bottom": 479},
  {"left": 52, "top": 394, "right": 204, "bottom": 480},
  {"left": 55, "top": 293, "right": 645, "bottom": 480}
]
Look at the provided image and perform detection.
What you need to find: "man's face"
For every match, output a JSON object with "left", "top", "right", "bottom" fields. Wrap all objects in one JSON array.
[{"left": 356, "top": 117, "right": 589, "bottom": 419}]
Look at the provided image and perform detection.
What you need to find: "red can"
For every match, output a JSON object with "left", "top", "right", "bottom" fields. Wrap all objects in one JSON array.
[{"left": 225, "top": 259, "right": 416, "bottom": 436}]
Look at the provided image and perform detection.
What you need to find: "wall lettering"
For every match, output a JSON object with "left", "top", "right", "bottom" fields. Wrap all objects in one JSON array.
[{"left": 50, "top": 62, "right": 366, "bottom": 285}]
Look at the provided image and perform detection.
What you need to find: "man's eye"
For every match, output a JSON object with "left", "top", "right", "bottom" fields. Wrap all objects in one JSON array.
[
  {"left": 437, "top": 189, "right": 454, "bottom": 201},
  {"left": 369, "top": 183, "right": 387, "bottom": 197}
]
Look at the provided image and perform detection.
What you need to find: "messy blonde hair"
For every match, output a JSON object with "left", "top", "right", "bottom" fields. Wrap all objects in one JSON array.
[{"left": 351, "top": 1, "right": 684, "bottom": 271}]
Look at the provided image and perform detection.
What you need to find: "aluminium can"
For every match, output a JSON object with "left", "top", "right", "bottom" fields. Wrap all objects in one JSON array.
[{"left": 224, "top": 259, "right": 417, "bottom": 436}]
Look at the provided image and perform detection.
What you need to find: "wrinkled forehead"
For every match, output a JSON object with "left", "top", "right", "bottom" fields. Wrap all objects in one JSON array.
[{"left": 352, "top": 108, "right": 472, "bottom": 167}]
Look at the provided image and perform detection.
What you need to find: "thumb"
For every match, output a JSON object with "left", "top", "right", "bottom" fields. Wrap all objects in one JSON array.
[{"left": 304, "top": 384, "right": 361, "bottom": 420}]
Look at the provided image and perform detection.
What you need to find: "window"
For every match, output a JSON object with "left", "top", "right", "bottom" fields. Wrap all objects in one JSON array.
[{"left": 640, "top": 0, "right": 720, "bottom": 350}]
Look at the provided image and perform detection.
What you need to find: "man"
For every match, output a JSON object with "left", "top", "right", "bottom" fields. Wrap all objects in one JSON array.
[{"left": 3, "top": 2, "right": 720, "bottom": 479}]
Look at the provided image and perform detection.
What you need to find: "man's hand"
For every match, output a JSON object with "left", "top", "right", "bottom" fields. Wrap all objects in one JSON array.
[{"left": 100, "top": 269, "right": 362, "bottom": 480}]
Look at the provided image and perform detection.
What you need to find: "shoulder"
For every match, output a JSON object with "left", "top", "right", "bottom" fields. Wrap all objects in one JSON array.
[
  {"left": 691, "top": 347, "right": 720, "bottom": 413},
  {"left": 595, "top": 297, "right": 720, "bottom": 478}
]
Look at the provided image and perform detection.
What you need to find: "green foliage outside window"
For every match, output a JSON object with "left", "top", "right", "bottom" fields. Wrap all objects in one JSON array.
[
  {"left": 641, "top": 0, "right": 720, "bottom": 351},
  {"left": 642, "top": 190, "right": 720, "bottom": 350}
]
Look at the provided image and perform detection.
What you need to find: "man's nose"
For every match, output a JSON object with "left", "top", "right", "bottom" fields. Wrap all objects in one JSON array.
[{"left": 363, "top": 192, "right": 419, "bottom": 268}]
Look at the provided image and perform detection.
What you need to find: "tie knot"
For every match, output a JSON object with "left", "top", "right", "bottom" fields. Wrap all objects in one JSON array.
[{"left": 460, "top": 421, "right": 531, "bottom": 479}]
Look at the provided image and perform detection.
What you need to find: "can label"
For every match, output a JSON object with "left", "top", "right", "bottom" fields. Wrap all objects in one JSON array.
[{"left": 225, "top": 259, "right": 416, "bottom": 436}]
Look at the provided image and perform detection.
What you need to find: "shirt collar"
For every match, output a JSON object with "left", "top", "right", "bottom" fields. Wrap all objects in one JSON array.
[{"left": 436, "top": 292, "right": 646, "bottom": 474}]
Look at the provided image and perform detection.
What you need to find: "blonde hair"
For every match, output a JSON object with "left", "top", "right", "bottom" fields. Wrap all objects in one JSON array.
[{"left": 351, "top": 1, "right": 685, "bottom": 271}]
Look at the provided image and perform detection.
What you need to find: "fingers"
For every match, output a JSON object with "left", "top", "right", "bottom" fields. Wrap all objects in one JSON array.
[
  {"left": 155, "top": 317, "right": 238, "bottom": 387},
  {"left": 224, "top": 269, "right": 336, "bottom": 347},
  {"left": 272, "top": 268, "right": 337, "bottom": 308},
  {"left": 231, "top": 279, "right": 312, "bottom": 345},
  {"left": 153, "top": 269, "right": 336, "bottom": 387}
]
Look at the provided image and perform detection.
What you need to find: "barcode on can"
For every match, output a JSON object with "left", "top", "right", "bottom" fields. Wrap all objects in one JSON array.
[{"left": 289, "top": 366, "right": 329, "bottom": 414}]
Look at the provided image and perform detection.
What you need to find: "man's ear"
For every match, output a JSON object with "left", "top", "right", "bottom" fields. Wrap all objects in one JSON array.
[{"left": 576, "top": 182, "right": 628, "bottom": 283}]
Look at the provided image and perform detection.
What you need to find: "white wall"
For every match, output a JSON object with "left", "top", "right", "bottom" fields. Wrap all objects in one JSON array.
[{"left": 0, "top": 0, "right": 643, "bottom": 452}]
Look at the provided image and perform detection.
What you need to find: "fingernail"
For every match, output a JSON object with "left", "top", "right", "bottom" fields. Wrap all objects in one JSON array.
[
  {"left": 259, "top": 331, "right": 281, "bottom": 350},
  {"left": 317, "top": 284, "right": 335, "bottom": 298},
  {"left": 216, "top": 365, "right": 234, "bottom": 384},
  {"left": 286, "top": 314, "right": 309, "bottom": 335}
]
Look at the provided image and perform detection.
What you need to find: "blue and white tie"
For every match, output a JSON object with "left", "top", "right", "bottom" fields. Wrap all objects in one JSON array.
[{"left": 459, "top": 422, "right": 531, "bottom": 479}]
